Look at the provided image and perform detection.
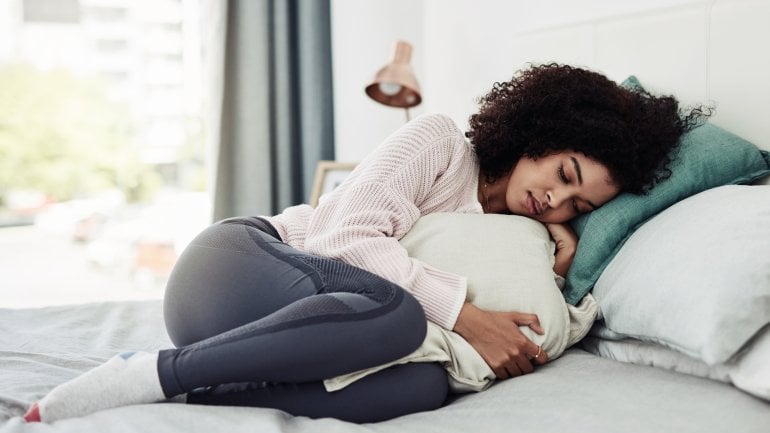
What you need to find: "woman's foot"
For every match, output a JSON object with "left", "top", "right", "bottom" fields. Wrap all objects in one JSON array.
[
  {"left": 26, "top": 352, "right": 165, "bottom": 422},
  {"left": 23, "top": 403, "right": 40, "bottom": 422}
]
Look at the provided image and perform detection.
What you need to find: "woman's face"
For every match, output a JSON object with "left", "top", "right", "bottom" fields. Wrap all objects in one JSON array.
[{"left": 505, "top": 151, "right": 620, "bottom": 223}]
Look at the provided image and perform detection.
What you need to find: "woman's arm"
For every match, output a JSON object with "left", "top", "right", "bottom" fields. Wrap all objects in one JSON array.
[
  {"left": 304, "top": 115, "right": 551, "bottom": 377},
  {"left": 304, "top": 114, "right": 474, "bottom": 330}
]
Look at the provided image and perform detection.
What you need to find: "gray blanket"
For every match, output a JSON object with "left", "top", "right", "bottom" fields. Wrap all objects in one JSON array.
[{"left": 1, "top": 301, "right": 768, "bottom": 433}]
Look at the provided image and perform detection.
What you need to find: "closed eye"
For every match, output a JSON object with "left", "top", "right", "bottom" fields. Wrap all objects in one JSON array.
[{"left": 558, "top": 164, "right": 569, "bottom": 184}]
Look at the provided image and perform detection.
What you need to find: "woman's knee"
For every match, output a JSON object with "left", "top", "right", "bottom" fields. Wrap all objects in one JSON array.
[
  {"left": 391, "top": 289, "right": 428, "bottom": 353},
  {"left": 401, "top": 362, "right": 449, "bottom": 411},
  {"left": 350, "top": 362, "right": 448, "bottom": 422}
]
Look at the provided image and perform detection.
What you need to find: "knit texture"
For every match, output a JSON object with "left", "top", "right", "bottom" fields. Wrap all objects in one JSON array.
[
  {"left": 265, "top": 114, "right": 482, "bottom": 330},
  {"left": 37, "top": 352, "right": 164, "bottom": 422}
]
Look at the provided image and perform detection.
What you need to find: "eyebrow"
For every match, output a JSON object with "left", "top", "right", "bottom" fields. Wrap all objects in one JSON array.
[
  {"left": 570, "top": 157, "right": 583, "bottom": 185},
  {"left": 571, "top": 156, "right": 599, "bottom": 210}
]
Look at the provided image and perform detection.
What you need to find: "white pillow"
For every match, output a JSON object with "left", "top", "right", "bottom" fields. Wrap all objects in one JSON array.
[
  {"left": 582, "top": 325, "right": 770, "bottom": 400},
  {"left": 593, "top": 185, "right": 770, "bottom": 365},
  {"left": 399, "top": 213, "right": 596, "bottom": 360}
]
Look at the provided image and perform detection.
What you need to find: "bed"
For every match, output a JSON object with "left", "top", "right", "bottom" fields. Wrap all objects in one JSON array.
[
  {"left": 1, "top": 300, "right": 768, "bottom": 433},
  {"left": 2, "top": 149, "right": 770, "bottom": 433},
  {"left": 3, "top": 73, "right": 770, "bottom": 431}
]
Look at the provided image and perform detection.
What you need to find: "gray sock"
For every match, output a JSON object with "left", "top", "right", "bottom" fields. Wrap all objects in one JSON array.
[{"left": 39, "top": 352, "right": 165, "bottom": 422}]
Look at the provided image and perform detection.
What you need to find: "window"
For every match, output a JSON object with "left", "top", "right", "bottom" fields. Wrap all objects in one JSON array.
[{"left": 1, "top": 0, "right": 210, "bottom": 308}]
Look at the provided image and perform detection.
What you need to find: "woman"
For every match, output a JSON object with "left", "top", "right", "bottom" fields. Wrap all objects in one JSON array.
[{"left": 24, "top": 63, "right": 704, "bottom": 423}]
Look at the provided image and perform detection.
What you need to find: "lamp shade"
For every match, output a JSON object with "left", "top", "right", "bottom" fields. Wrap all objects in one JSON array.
[{"left": 365, "top": 40, "right": 422, "bottom": 108}]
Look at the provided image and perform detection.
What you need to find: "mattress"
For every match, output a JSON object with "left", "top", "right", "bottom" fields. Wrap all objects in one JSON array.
[{"left": 1, "top": 300, "right": 768, "bottom": 433}]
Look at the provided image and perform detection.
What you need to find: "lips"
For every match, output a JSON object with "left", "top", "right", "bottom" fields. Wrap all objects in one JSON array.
[{"left": 527, "top": 193, "right": 544, "bottom": 215}]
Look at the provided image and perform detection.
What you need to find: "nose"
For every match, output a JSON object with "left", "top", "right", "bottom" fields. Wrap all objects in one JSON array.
[{"left": 546, "top": 188, "right": 569, "bottom": 209}]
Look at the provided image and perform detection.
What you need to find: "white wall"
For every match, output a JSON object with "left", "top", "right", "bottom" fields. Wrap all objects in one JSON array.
[
  {"left": 331, "top": 0, "right": 770, "bottom": 161},
  {"left": 331, "top": 0, "right": 424, "bottom": 162}
]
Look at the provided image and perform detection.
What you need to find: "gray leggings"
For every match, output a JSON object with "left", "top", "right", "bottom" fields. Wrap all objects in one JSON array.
[{"left": 159, "top": 216, "right": 448, "bottom": 423}]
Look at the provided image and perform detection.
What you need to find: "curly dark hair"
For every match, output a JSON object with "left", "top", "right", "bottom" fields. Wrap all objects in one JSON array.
[{"left": 466, "top": 63, "right": 709, "bottom": 194}]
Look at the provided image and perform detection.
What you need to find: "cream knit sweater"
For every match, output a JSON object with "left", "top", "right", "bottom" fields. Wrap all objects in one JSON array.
[{"left": 264, "top": 113, "right": 483, "bottom": 330}]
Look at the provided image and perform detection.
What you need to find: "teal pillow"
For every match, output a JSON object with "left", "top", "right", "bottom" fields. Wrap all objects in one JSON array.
[{"left": 563, "top": 76, "right": 770, "bottom": 305}]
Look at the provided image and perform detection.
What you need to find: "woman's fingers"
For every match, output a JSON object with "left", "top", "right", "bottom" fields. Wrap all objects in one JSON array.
[
  {"left": 510, "top": 312, "right": 544, "bottom": 335},
  {"left": 506, "top": 364, "right": 524, "bottom": 378},
  {"left": 509, "top": 312, "right": 549, "bottom": 365},
  {"left": 453, "top": 304, "right": 550, "bottom": 379},
  {"left": 516, "top": 356, "right": 534, "bottom": 375},
  {"left": 529, "top": 344, "right": 548, "bottom": 365}
]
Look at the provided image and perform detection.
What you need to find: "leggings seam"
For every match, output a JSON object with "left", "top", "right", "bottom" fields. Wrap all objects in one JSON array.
[
  {"left": 242, "top": 227, "right": 327, "bottom": 290},
  {"left": 193, "top": 226, "right": 327, "bottom": 291},
  {"left": 186, "top": 243, "right": 271, "bottom": 258},
  {"left": 211, "top": 218, "right": 395, "bottom": 303},
  {"left": 218, "top": 217, "right": 280, "bottom": 240}
]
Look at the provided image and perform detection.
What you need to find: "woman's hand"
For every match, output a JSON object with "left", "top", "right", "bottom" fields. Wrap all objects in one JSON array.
[
  {"left": 546, "top": 223, "right": 577, "bottom": 277},
  {"left": 453, "top": 302, "right": 548, "bottom": 379}
]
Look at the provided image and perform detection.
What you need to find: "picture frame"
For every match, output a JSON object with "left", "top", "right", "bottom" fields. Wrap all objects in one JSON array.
[{"left": 309, "top": 161, "right": 357, "bottom": 206}]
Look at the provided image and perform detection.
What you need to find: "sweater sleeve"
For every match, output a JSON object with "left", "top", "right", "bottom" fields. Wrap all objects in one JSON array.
[{"left": 303, "top": 114, "right": 471, "bottom": 329}]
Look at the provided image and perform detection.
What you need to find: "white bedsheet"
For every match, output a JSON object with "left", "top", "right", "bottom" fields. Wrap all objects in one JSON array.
[{"left": 1, "top": 300, "right": 768, "bottom": 433}]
